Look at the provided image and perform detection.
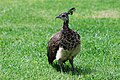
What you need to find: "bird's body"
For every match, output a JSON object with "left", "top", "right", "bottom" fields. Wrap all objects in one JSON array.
[
  {"left": 47, "top": 8, "right": 81, "bottom": 72},
  {"left": 48, "top": 27, "right": 80, "bottom": 63}
]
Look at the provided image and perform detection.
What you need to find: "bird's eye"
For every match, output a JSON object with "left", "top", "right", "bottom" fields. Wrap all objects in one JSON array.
[{"left": 62, "top": 15, "right": 65, "bottom": 17}]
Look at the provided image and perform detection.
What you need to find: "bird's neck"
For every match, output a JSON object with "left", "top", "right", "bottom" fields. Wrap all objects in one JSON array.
[{"left": 63, "top": 20, "right": 69, "bottom": 30}]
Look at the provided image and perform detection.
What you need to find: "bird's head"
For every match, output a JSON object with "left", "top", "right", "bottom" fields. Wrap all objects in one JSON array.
[{"left": 56, "top": 8, "right": 76, "bottom": 22}]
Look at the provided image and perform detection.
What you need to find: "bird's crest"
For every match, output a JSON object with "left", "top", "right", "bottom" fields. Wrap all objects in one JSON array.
[{"left": 67, "top": 8, "right": 76, "bottom": 15}]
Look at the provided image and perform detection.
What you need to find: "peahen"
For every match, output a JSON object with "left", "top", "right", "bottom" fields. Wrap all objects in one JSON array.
[{"left": 47, "top": 8, "right": 81, "bottom": 72}]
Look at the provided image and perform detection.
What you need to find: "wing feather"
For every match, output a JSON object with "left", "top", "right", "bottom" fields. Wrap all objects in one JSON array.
[{"left": 47, "top": 31, "right": 61, "bottom": 64}]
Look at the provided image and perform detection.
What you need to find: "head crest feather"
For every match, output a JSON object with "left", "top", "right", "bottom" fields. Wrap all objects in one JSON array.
[{"left": 67, "top": 8, "right": 76, "bottom": 15}]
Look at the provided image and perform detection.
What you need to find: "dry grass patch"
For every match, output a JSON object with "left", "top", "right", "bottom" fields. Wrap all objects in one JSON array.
[
  {"left": 74, "top": 10, "right": 120, "bottom": 19},
  {"left": 91, "top": 10, "right": 120, "bottom": 18}
]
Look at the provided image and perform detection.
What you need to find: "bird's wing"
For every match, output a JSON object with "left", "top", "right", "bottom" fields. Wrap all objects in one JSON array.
[{"left": 47, "top": 31, "right": 61, "bottom": 64}]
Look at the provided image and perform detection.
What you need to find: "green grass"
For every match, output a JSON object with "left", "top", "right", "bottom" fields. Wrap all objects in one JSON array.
[{"left": 0, "top": 0, "right": 120, "bottom": 80}]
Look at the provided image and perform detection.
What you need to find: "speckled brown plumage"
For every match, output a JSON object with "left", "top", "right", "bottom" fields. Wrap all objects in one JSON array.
[
  {"left": 47, "top": 8, "right": 81, "bottom": 72},
  {"left": 47, "top": 31, "right": 61, "bottom": 64},
  {"left": 60, "top": 25, "right": 80, "bottom": 50}
]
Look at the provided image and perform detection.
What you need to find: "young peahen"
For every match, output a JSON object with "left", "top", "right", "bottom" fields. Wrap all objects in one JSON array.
[{"left": 47, "top": 8, "right": 81, "bottom": 72}]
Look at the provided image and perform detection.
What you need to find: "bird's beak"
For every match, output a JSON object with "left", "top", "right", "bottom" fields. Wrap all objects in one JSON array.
[{"left": 56, "top": 15, "right": 61, "bottom": 19}]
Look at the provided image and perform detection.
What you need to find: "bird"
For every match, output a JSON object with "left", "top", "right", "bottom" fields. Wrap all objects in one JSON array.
[{"left": 47, "top": 8, "right": 81, "bottom": 72}]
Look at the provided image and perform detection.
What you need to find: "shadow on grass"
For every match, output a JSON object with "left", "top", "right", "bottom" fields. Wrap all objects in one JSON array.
[{"left": 51, "top": 63, "right": 95, "bottom": 75}]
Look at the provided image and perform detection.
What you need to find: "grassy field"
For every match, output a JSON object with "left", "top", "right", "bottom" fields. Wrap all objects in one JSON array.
[{"left": 0, "top": 0, "right": 120, "bottom": 80}]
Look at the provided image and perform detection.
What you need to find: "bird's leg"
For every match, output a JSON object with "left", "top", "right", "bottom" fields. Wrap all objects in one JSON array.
[
  {"left": 58, "top": 59, "right": 63, "bottom": 72},
  {"left": 69, "top": 58, "right": 75, "bottom": 72}
]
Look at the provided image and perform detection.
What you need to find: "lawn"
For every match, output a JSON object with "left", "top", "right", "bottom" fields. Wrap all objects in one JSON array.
[{"left": 0, "top": 0, "right": 120, "bottom": 80}]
